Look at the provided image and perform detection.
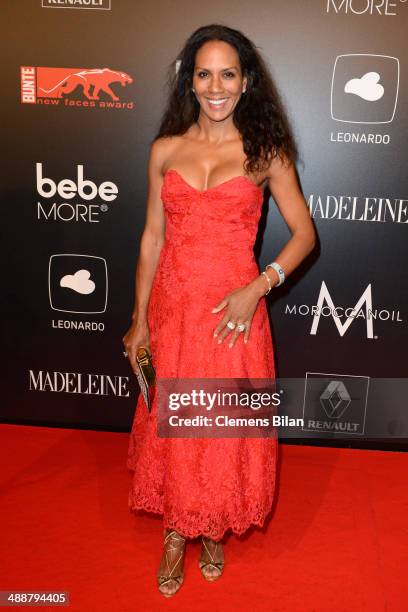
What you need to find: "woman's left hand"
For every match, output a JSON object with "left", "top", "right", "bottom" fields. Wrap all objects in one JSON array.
[{"left": 211, "top": 281, "right": 264, "bottom": 347}]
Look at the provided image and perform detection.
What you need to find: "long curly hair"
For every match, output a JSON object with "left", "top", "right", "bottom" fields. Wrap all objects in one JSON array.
[{"left": 154, "top": 23, "right": 298, "bottom": 174}]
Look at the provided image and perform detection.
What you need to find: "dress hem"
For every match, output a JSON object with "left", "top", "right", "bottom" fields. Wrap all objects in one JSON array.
[{"left": 128, "top": 495, "right": 273, "bottom": 542}]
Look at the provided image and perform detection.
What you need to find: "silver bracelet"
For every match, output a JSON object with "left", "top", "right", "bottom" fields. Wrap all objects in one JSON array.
[
  {"left": 261, "top": 271, "right": 272, "bottom": 295},
  {"left": 265, "top": 262, "right": 285, "bottom": 287}
]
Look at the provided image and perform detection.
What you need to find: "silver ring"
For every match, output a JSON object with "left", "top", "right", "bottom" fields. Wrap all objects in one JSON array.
[
  {"left": 236, "top": 323, "right": 246, "bottom": 332},
  {"left": 227, "top": 321, "right": 236, "bottom": 330},
  {"left": 123, "top": 351, "right": 128, "bottom": 358}
]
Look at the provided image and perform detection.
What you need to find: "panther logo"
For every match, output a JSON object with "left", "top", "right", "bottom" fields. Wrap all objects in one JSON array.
[{"left": 38, "top": 68, "right": 133, "bottom": 101}]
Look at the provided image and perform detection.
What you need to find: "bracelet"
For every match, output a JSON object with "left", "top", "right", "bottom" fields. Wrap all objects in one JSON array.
[
  {"left": 261, "top": 271, "right": 272, "bottom": 295},
  {"left": 266, "top": 262, "right": 285, "bottom": 287}
]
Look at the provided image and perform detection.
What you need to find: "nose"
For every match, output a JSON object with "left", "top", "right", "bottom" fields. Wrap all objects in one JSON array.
[{"left": 208, "top": 76, "right": 223, "bottom": 93}]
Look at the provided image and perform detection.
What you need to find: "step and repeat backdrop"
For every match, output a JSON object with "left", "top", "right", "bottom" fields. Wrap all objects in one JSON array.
[{"left": 2, "top": 0, "right": 407, "bottom": 448}]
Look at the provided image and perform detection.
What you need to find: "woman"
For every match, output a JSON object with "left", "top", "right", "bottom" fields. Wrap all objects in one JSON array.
[{"left": 123, "top": 24, "right": 316, "bottom": 597}]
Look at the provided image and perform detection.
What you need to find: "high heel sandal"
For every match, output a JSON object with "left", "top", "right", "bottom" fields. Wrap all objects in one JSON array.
[
  {"left": 198, "top": 536, "right": 224, "bottom": 582},
  {"left": 157, "top": 529, "right": 186, "bottom": 597}
]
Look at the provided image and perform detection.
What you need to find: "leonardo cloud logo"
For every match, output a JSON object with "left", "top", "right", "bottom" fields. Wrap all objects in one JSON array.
[
  {"left": 21, "top": 66, "right": 134, "bottom": 109},
  {"left": 331, "top": 54, "right": 399, "bottom": 124},
  {"left": 49, "top": 254, "right": 108, "bottom": 314}
]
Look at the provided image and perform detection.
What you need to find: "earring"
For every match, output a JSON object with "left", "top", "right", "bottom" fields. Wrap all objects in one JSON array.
[
  {"left": 191, "top": 87, "right": 195, "bottom": 93},
  {"left": 242, "top": 88, "right": 246, "bottom": 93}
]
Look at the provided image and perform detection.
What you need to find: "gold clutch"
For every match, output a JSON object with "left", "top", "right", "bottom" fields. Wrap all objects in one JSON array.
[{"left": 135, "top": 346, "right": 156, "bottom": 412}]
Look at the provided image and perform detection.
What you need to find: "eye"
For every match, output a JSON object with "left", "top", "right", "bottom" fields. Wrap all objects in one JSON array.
[{"left": 196, "top": 70, "right": 236, "bottom": 78}]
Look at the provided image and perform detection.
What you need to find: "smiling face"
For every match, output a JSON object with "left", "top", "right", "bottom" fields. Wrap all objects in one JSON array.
[{"left": 191, "top": 40, "right": 247, "bottom": 122}]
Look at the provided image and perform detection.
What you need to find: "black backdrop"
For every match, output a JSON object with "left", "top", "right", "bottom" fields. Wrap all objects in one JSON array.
[{"left": 1, "top": 0, "right": 407, "bottom": 449}]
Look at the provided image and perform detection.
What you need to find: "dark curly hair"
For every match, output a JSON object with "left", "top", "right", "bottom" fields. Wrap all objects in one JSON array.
[{"left": 154, "top": 23, "right": 298, "bottom": 174}]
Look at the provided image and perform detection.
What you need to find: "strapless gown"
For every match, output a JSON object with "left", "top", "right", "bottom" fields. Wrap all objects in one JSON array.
[{"left": 127, "top": 168, "right": 278, "bottom": 541}]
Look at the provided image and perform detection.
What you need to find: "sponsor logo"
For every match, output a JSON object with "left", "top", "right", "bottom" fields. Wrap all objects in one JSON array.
[
  {"left": 49, "top": 254, "right": 108, "bottom": 331},
  {"left": 42, "top": 0, "right": 111, "bottom": 9},
  {"left": 36, "top": 163, "right": 118, "bottom": 222},
  {"left": 49, "top": 254, "right": 108, "bottom": 314},
  {"left": 21, "top": 66, "right": 133, "bottom": 109},
  {"left": 326, "top": 0, "right": 403, "bottom": 15},
  {"left": 285, "top": 282, "right": 403, "bottom": 339},
  {"left": 330, "top": 53, "right": 399, "bottom": 146},
  {"left": 331, "top": 54, "right": 399, "bottom": 124},
  {"left": 308, "top": 193, "right": 408, "bottom": 223},
  {"left": 29, "top": 370, "right": 129, "bottom": 396},
  {"left": 302, "top": 372, "right": 369, "bottom": 434}
]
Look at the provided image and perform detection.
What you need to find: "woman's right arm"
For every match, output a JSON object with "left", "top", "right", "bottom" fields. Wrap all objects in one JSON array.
[{"left": 122, "top": 138, "right": 167, "bottom": 374}]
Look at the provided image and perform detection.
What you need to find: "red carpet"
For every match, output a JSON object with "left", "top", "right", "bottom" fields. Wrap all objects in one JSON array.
[{"left": 0, "top": 424, "right": 406, "bottom": 611}]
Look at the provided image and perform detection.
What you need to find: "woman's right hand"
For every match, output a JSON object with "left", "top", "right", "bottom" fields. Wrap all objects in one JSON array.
[{"left": 122, "top": 319, "right": 151, "bottom": 375}]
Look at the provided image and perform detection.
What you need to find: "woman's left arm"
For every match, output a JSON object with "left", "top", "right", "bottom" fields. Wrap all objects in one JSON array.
[
  {"left": 251, "top": 154, "right": 317, "bottom": 297},
  {"left": 212, "top": 155, "right": 316, "bottom": 347}
]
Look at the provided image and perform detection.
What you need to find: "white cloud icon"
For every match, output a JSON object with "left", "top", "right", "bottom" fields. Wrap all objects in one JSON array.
[
  {"left": 344, "top": 71, "right": 384, "bottom": 102},
  {"left": 60, "top": 269, "right": 95, "bottom": 294}
]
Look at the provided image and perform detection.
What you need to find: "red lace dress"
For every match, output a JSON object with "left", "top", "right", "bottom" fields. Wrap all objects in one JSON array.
[{"left": 127, "top": 169, "right": 278, "bottom": 541}]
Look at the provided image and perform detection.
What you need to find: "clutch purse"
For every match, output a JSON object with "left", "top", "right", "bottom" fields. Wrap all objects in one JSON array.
[{"left": 135, "top": 346, "right": 156, "bottom": 412}]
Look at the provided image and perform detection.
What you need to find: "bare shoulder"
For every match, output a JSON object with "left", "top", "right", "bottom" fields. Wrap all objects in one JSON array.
[
  {"left": 149, "top": 135, "right": 184, "bottom": 174},
  {"left": 265, "top": 151, "right": 294, "bottom": 181}
]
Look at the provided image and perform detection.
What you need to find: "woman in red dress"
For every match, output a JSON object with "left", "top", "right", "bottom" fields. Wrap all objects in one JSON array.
[{"left": 123, "top": 24, "right": 316, "bottom": 597}]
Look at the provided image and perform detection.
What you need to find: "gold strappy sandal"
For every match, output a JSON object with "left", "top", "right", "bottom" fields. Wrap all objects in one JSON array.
[
  {"left": 157, "top": 529, "right": 186, "bottom": 597},
  {"left": 199, "top": 536, "right": 225, "bottom": 582}
]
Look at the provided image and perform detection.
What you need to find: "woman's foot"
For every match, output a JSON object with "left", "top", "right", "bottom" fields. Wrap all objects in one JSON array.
[
  {"left": 199, "top": 536, "right": 225, "bottom": 581},
  {"left": 156, "top": 529, "right": 187, "bottom": 597}
]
